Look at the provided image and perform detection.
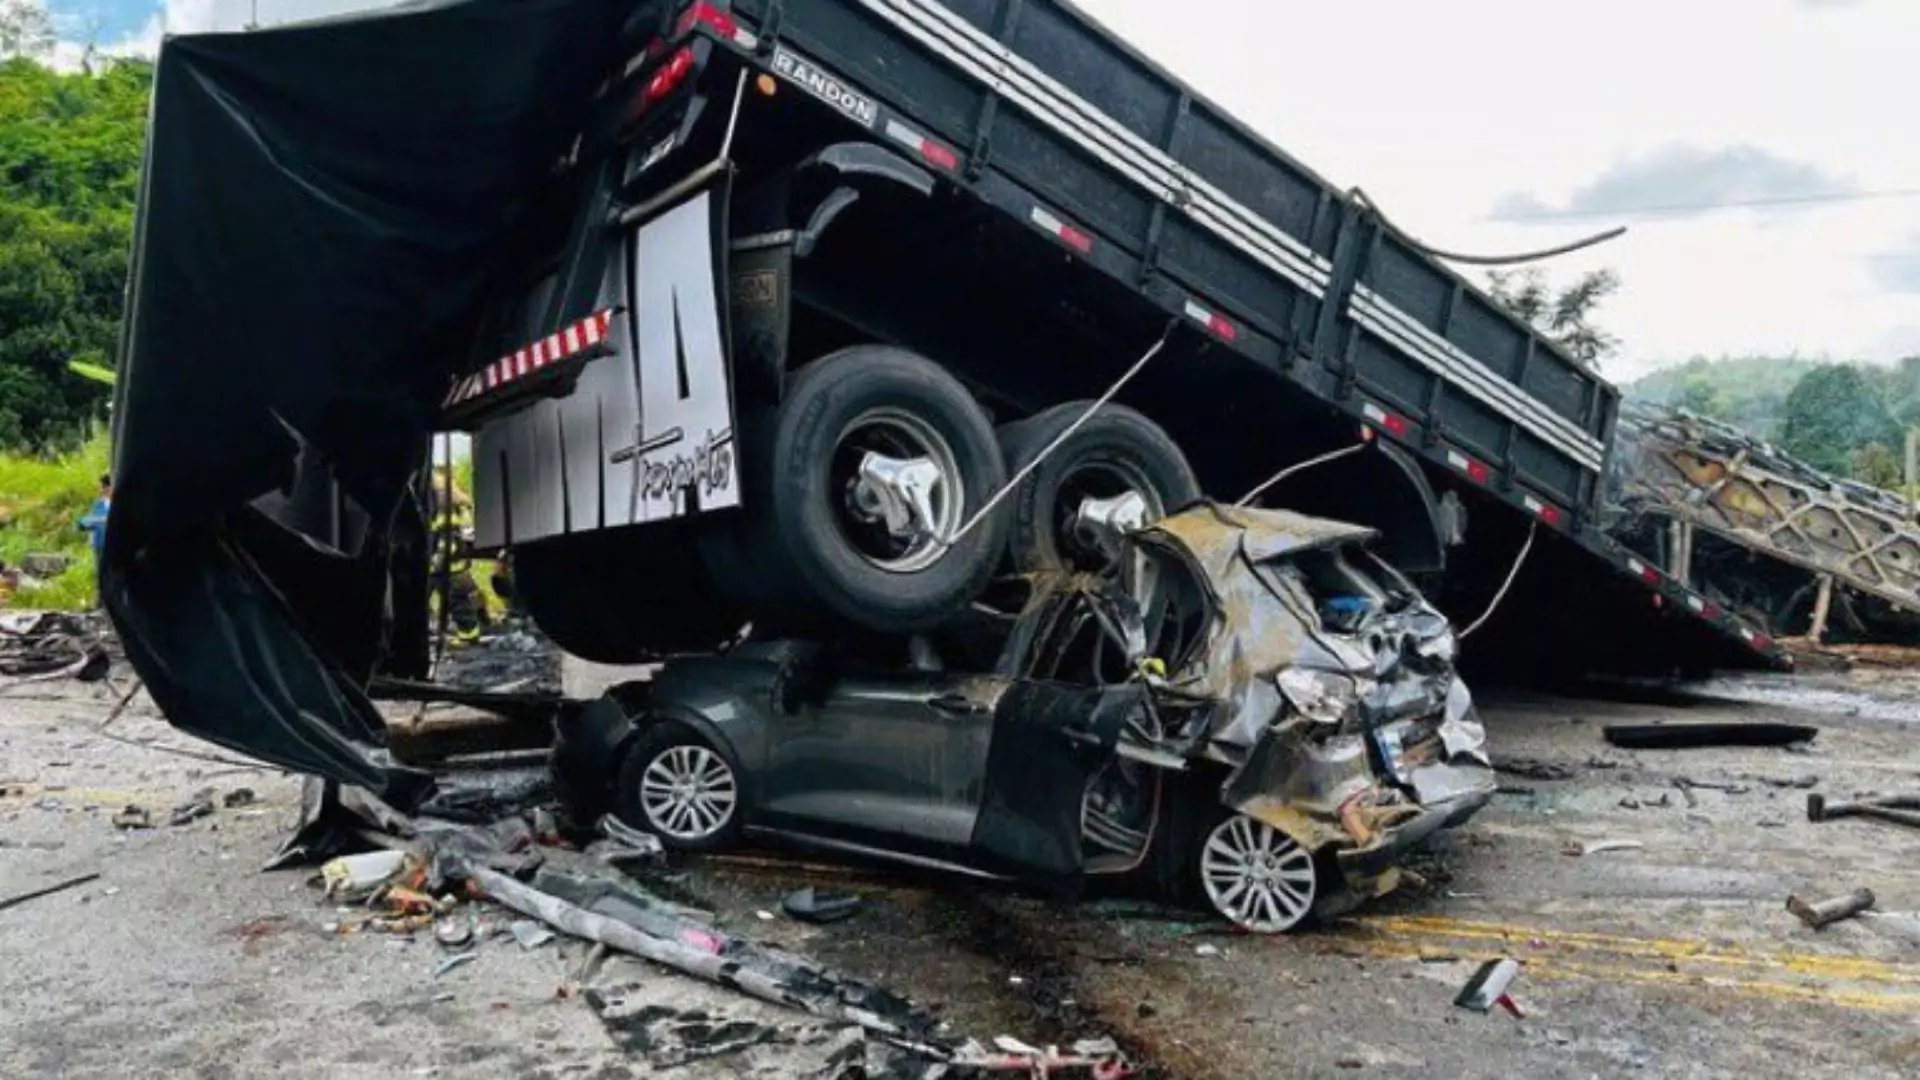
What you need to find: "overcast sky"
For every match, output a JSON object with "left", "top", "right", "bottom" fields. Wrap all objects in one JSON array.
[{"left": 42, "top": 0, "right": 1920, "bottom": 381}]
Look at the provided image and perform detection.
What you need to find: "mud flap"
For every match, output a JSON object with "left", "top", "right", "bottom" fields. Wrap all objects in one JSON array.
[
  {"left": 968, "top": 682, "right": 1138, "bottom": 893},
  {"left": 474, "top": 179, "right": 743, "bottom": 548}
]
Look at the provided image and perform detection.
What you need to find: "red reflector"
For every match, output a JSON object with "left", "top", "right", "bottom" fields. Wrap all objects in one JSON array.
[
  {"left": 1184, "top": 300, "right": 1237, "bottom": 341},
  {"left": 1522, "top": 494, "right": 1562, "bottom": 526},
  {"left": 1362, "top": 402, "right": 1409, "bottom": 437},
  {"left": 1059, "top": 225, "right": 1093, "bottom": 254},
  {"left": 646, "top": 48, "right": 696, "bottom": 102},
  {"left": 679, "top": 1, "right": 738, "bottom": 38},
  {"left": 1703, "top": 604, "right": 1721, "bottom": 620},
  {"left": 920, "top": 141, "right": 958, "bottom": 172}
]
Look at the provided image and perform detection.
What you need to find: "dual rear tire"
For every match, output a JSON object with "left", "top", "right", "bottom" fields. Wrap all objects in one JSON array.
[{"left": 515, "top": 344, "right": 1201, "bottom": 651}]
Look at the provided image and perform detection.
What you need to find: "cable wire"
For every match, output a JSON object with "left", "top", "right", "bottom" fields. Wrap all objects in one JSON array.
[
  {"left": 1458, "top": 520, "right": 1538, "bottom": 640},
  {"left": 1236, "top": 442, "right": 1371, "bottom": 508},
  {"left": 1494, "top": 187, "right": 1920, "bottom": 223},
  {"left": 1350, "top": 187, "right": 1627, "bottom": 266}
]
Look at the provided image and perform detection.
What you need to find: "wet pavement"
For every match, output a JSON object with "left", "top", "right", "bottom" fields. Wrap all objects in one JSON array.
[{"left": 5, "top": 662, "right": 1920, "bottom": 1077}]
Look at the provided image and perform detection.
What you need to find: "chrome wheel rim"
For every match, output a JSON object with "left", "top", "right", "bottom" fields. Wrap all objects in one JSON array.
[
  {"left": 1200, "top": 815, "right": 1316, "bottom": 933},
  {"left": 1057, "top": 459, "right": 1163, "bottom": 572},
  {"left": 639, "top": 744, "right": 738, "bottom": 842},
  {"left": 833, "top": 406, "right": 965, "bottom": 574}
]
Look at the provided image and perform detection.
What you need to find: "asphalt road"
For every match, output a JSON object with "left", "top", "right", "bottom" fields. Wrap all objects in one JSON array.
[{"left": 4, "top": 663, "right": 1920, "bottom": 1078}]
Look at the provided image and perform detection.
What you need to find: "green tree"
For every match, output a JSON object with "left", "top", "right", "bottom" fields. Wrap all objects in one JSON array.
[
  {"left": 1777, "top": 364, "right": 1902, "bottom": 478},
  {"left": 1676, "top": 376, "right": 1726, "bottom": 418},
  {"left": 0, "top": 0, "right": 53, "bottom": 61},
  {"left": 1486, "top": 266, "right": 1621, "bottom": 370},
  {"left": 0, "top": 56, "right": 150, "bottom": 451},
  {"left": 1854, "top": 442, "right": 1903, "bottom": 490}
]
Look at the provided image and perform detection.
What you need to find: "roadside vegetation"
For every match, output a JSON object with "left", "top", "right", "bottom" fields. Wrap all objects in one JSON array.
[{"left": 0, "top": 432, "right": 105, "bottom": 608}]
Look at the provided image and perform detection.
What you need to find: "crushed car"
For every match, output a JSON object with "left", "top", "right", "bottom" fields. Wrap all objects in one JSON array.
[{"left": 554, "top": 501, "right": 1494, "bottom": 933}]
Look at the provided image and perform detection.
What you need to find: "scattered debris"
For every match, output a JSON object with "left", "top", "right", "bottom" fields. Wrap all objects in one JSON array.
[
  {"left": 168, "top": 788, "right": 217, "bottom": 826},
  {"left": 1788, "top": 888, "right": 1876, "bottom": 930},
  {"left": 1807, "top": 793, "right": 1920, "bottom": 829},
  {"left": 584, "top": 814, "right": 665, "bottom": 868},
  {"left": 320, "top": 850, "right": 409, "bottom": 899},
  {"left": 112, "top": 805, "right": 154, "bottom": 830},
  {"left": 1758, "top": 775, "right": 1820, "bottom": 790},
  {"left": 1674, "top": 781, "right": 1699, "bottom": 810},
  {"left": 1494, "top": 758, "right": 1576, "bottom": 782},
  {"left": 1194, "top": 943, "right": 1222, "bottom": 957},
  {"left": 1454, "top": 958, "right": 1522, "bottom": 1016},
  {"left": 222, "top": 788, "right": 258, "bottom": 808},
  {"left": 0, "top": 871, "right": 101, "bottom": 913},
  {"left": 1618, "top": 797, "right": 1641, "bottom": 810},
  {"left": 1564, "top": 839, "right": 1645, "bottom": 857},
  {"left": 508, "top": 920, "right": 555, "bottom": 950},
  {"left": 0, "top": 612, "right": 113, "bottom": 684},
  {"left": 1678, "top": 778, "right": 1750, "bottom": 795},
  {"left": 434, "top": 915, "right": 475, "bottom": 949},
  {"left": 1603, "top": 722, "right": 1818, "bottom": 750},
  {"left": 434, "top": 952, "right": 478, "bottom": 978},
  {"left": 782, "top": 887, "right": 865, "bottom": 925}
]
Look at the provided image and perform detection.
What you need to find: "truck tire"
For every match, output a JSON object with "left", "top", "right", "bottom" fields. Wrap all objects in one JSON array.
[
  {"left": 714, "top": 345, "right": 1010, "bottom": 634},
  {"left": 997, "top": 402, "right": 1200, "bottom": 575},
  {"left": 513, "top": 523, "right": 746, "bottom": 664}
]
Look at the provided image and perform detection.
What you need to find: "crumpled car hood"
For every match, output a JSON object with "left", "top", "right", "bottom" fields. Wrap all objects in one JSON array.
[{"left": 1120, "top": 502, "right": 1460, "bottom": 756}]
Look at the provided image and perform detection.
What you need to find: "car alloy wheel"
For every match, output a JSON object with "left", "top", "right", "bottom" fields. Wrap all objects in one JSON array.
[
  {"left": 637, "top": 743, "right": 739, "bottom": 843},
  {"left": 1199, "top": 813, "right": 1317, "bottom": 933}
]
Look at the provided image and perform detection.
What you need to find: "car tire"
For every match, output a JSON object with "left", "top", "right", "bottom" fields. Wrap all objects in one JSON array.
[
  {"left": 714, "top": 345, "right": 1010, "bottom": 634},
  {"left": 1191, "top": 809, "right": 1319, "bottom": 934},
  {"left": 614, "top": 721, "right": 744, "bottom": 853},
  {"left": 996, "top": 402, "right": 1200, "bottom": 575},
  {"left": 513, "top": 523, "right": 747, "bottom": 664}
]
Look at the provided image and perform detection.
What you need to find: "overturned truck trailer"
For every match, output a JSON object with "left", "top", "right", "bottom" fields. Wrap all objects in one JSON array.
[
  {"left": 1610, "top": 403, "right": 1920, "bottom": 645},
  {"left": 106, "top": 0, "right": 1786, "bottom": 808}
]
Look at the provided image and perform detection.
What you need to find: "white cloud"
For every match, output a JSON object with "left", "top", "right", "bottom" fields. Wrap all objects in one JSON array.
[{"left": 1076, "top": 0, "right": 1920, "bottom": 376}]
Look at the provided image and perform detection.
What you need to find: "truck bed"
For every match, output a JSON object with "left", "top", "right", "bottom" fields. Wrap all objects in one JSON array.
[{"left": 713, "top": 0, "right": 1786, "bottom": 669}]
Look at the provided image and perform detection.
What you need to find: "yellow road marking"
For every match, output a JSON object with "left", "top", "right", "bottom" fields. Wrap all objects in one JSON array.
[
  {"left": 1366, "top": 915, "right": 1920, "bottom": 986},
  {"left": 1332, "top": 914, "right": 1920, "bottom": 1013}
]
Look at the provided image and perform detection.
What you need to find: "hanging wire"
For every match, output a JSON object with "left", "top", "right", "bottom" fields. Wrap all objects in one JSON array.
[
  {"left": 1348, "top": 187, "right": 1626, "bottom": 267},
  {"left": 934, "top": 321, "right": 1177, "bottom": 550},
  {"left": 1458, "top": 520, "right": 1539, "bottom": 640},
  {"left": 1235, "top": 442, "right": 1372, "bottom": 508}
]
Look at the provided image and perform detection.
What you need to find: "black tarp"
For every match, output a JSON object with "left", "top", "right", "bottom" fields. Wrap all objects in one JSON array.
[{"left": 105, "top": 0, "right": 636, "bottom": 803}]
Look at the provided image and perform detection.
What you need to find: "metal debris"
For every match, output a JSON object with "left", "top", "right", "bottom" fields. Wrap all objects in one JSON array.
[
  {"left": 783, "top": 887, "right": 865, "bottom": 925},
  {"left": 112, "top": 805, "right": 154, "bottom": 830},
  {"left": 1603, "top": 722, "right": 1817, "bottom": 750},
  {"left": 1807, "top": 793, "right": 1920, "bottom": 829},
  {"left": 434, "top": 915, "right": 475, "bottom": 949},
  {"left": 1788, "top": 888, "right": 1876, "bottom": 930},
  {"left": 0, "top": 871, "right": 102, "bottom": 913},
  {"left": 433, "top": 952, "right": 478, "bottom": 978},
  {"left": 508, "top": 920, "right": 555, "bottom": 950},
  {"left": 1564, "top": 839, "right": 1645, "bottom": 857},
  {"left": 1454, "top": 958, "right": 1522, "bottom": 1014},
  {"left": 222, "top": 788, "right": 257, "bottom": 808},
  {"left": 168, "top": 788, "right": 217, "bottom": 826}
]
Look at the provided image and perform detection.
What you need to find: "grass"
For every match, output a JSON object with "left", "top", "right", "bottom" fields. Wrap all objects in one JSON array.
[{"left": 0, "top": 435, "right": 107, "bottom": 610}]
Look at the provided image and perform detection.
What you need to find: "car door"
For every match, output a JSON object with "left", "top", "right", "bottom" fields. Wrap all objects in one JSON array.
[{"left": 758, "top": 672, "right": 999, "bottom": 853}]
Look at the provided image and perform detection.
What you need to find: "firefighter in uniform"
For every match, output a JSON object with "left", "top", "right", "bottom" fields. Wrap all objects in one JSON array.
[{"left": 428, "top": 470, "right": 488, "bottom": 646}]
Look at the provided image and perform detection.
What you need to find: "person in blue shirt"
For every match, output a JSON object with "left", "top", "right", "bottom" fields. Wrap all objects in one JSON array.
[{"left": 77, "top": 474, "right": 111, "bottom": 564}]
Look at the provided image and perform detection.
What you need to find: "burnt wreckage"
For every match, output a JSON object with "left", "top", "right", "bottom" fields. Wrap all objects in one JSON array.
[{"left": 557, "top": 503, "right": 1492, "bottom": 933}]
